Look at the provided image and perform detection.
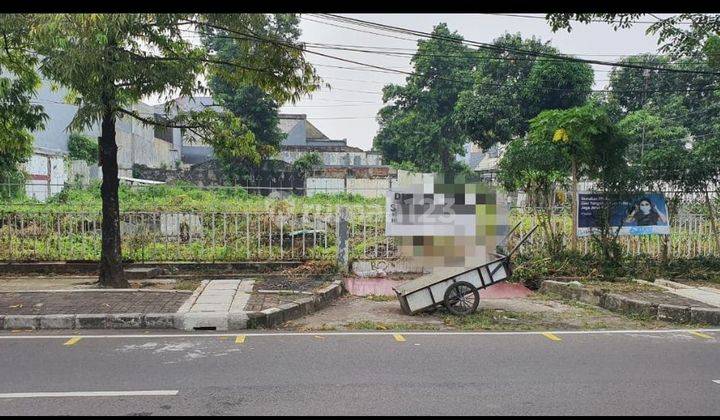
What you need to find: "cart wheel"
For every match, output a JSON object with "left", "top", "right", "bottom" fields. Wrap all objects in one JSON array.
[{"left": 444, "top": 281, "right": 479, "bottom": 316}]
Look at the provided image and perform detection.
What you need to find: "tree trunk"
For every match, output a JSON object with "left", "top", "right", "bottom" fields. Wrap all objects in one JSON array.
[
  {"left": 704, "top": 189, "right": 720, "bottom": 254},
  {"left": 570, "top": 159, "right": 578, "bottom": 252},
  {"left": 98, "top": 106, "right": 128, "bottom": 288}
]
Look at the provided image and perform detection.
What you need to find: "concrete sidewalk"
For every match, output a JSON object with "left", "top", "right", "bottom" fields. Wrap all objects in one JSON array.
[
  {"left": 652, "top": 279, "right": 720, "bottom": 308},
  {"left": 176, "top": 279, "right": 254, "bottom": 331}
]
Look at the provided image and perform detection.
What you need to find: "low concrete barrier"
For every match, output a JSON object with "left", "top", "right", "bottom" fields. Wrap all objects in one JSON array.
[{"left": 539, "top": 280, "right": 719, "bottom": 325}]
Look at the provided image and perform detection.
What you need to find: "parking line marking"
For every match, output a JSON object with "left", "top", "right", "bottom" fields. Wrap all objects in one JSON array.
[
  {"left": 690, "top": 331, "right": 713, "bottom": 339},
  {"left": 235, "top": 335, "right": 246, "bottom": 344},
  {"left": 541, "top": 333, "right": 562, "bottom": 342},
  {"left": 713, "top": 380, "right": 720, "bottom": 385},
  {"left": 0, "top": 390, "right": 178, "bottom": 399},
  {"left": 313, "top": 335, "right": 326, "bottom": 340},
  {"left": 394, "top": 334, "right": 406, "bottom": 342},
  {"left": 63, "top": 337, "right": 82, "bottom": 346}
]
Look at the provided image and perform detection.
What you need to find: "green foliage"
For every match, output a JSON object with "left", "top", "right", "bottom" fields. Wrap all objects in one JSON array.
[
  {"left": 0, "top": 15, "right": 48, "bottom": 198},
  {"left": 67, "top": 132, "right": 98, "bottom": 163},
  {"left": 617, "top": 109, "right": 689, "bottom": 162},
  {"left": 373, "top": 23, "right": 474, "bottom": 174},
  {"left": 546, "top": 14, "right": 720, "bottom": 62},
  {"left": 291, "top": 152, "right": 323, "bottom": 174},
  {"left": 5, "top": 183, "right": 381, "bottom": 213},
  {"left": 454, "top": 33, "right": 593, "bottom": 150},
  {"left": 498, "top": 137, "right": 570, "bottom": 256},
  {"left": 203, "top": 21, "right": 292, "bottom": 183}
]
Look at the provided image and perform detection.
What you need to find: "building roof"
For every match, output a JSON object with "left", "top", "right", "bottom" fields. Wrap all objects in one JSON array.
[
  {"left": 281, "top": 145, "right": 365, "bottom": 153},
  {"left": 278, "top": 113, "right": 330, "bottom": 140}
]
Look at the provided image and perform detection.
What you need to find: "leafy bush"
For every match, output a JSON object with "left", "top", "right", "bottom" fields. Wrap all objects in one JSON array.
[{"left": 68, "top": 133, "right": 97, "bottom": 164}]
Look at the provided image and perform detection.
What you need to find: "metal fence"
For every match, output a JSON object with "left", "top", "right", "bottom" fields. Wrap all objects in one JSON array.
[
  {"left": 0, "top": 210, "right": 396, "bottom": 263},
  {"left": 506, "top": 212, "right": 719, "bottom": 259},
  {"left": 0, "top": 210, "right": 717, "bottom": 263}
]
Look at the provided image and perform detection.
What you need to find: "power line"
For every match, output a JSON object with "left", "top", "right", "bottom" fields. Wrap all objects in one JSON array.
[
  {"left": 488, "top": 13, "right": 696, "bottom": 25},
  {"left": 317, "top": 14, "right": 720, "bottom": 77}
]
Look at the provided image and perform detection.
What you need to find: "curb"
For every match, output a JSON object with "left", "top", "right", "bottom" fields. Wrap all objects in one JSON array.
[
  {"left": 1, "top": 312, "right": 179, "bottom": 330},
  {"left": 246, "top": 279, "right": 345, "bottom": 329},
  {"left": 539, "top": 280, "right": 720, "bottom": 326},
  {"left": 0, "top": 279, "right": 346, "bottom": 331}
]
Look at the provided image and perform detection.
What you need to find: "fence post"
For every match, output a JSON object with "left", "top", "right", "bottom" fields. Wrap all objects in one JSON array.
[{"left": 336, "top": 206, "right": 349, "bottom": 274}]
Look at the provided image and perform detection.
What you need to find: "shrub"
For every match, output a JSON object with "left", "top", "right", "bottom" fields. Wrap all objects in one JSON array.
[{"left": 68, "top": 133, "right": 97, "bottom": 164}]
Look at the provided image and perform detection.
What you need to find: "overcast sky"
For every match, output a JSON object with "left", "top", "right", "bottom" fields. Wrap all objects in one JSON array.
[{"left": 276, "top": 13, "right": 672, "bottom": 151}]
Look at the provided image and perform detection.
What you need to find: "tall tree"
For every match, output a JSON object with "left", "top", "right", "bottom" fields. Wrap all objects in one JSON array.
[
  {"left": 454, "top": 33, "right": 594, "bottom": 150},
  {"left": 12, "top": 14, "right": 319, "bottom": 287},
  {"left": 0, "top": 15, "right": 47, "bottom": 199},
  {"left": 373, "top": 23, "right": 474, "bottom": 174},
  {"left": 606, "top": 54, "right": 720, "bottom": 137},
  {"left": 617, "top": 108, "right": 690, "bottom": 162},
  {"left": 203, "top": 15, "right": 298, "bottom": 183},
  {"left": 546, "top": 14, "right": 720, "bottom": 65},
  {"left": 529, "top": 103, "right": 625, "bottom": 250}
]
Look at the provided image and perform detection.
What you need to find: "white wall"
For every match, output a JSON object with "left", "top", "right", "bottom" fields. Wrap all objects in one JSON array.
[
  {"left": 280, "top": 150, "right": 383, "bottom": 166},
  {"left": 24, "top": 152, "right": 67, "bottom": 202}
]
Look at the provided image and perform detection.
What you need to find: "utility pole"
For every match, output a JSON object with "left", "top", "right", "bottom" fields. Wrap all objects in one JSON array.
[{"left": 640, "top": 69, "right": 651, "bottom": 159}]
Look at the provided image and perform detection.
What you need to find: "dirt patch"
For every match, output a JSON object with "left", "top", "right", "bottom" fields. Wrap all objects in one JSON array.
[
  {"left": 252, "top": 274, "right": 335, "bottom": 292},
  {"left": 281, "top": 292, "right": 685, "bottom": 332}
]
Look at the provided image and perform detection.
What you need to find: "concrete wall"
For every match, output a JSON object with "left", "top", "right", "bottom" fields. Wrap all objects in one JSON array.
[
  {"left": 346, "top": 178, "right": 389, "bottom": 198},
  {"left": 30, "top": 79, "right": 179, "bottom": 172},
  {"left": 306, "top": 178, "right": 346, "bottom": 196},
  {"left": 30, "top": 81, "right": 100, "bottom": 153},
  {"left": 68, "top": 160, "right": 103, "bottom": 185},
  {"left": 306, "top": 177, "right": 390, "bottom": 198},
  {"left": 280, "top": 150, "right": 383, "bottom": 167},
  {"left": 24, "top": 151, "right": 67, "bottom": 202}
]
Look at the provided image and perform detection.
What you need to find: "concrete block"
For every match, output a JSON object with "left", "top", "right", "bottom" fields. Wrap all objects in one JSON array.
[
  {"left": 601, "top": 293, "right": 625, "bottom": 312},
  {"left": 245, "top": 311, "right": 266, "bottom": 329},
  {"left": 261, "top": 307, "right": 283, "bottom": 327},
  {"left": 180, "top": 312, "right": 228, "bottom": 331},
  {"left": 110, "top": 313, "right": 144, "bottom": 329},
  {"left": 619, "top": 298, "right": 657, "bottom": 318},
  {"left": 295, "top": 297, "right": 315, "bottom": 315},
  {"left": 76, "top": 314, "right": 109, "bottom": 329},
  {"left": 657, "top": 304, "right": 691, "bottom": 323},
  {"left": 228, "top": 312, "right": 249, "bottom": 330},
  {"left": 278, "top": 302, "right": 302, "bottom": 321},
  {"left": 690, "top": 307, "right": 720, "bottom": 326},
  {"left": 540, "top": 280, "right": 583, "bottom": 300},
  {"left": 40, "top": 314, "right": 75, "bottom": 329},
  {"left": 4, "top": 315, "right": 39, "bottom": 330},
  {"left": 578, "top": 288, "right": 602, "bottom": 306},
  {"left": 189, "top": 303, "right": 231, "bottom": 312},
  {"left": 144, "top": 313, "right": 175, "bottom": 329}
]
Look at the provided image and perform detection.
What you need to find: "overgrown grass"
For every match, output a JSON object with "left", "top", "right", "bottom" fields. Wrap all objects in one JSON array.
[
  {"left": 512, "top": 251, "right": 720, "bottom": 288},
  {"left": 2, "top": 182, "right": 384, "bottom": 213},
  {"left": 344, "top": 320, "right": 441, "bottom": 331},
  {"left": 364, "top": 294, "right": 396, "bottom": 302}
]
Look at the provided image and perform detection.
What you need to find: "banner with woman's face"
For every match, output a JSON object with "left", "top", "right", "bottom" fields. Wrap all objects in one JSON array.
[{"left": 577, "top": 192, "right": 670, "bottom": 237}]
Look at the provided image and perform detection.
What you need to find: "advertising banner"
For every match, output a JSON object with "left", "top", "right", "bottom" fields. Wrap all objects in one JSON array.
[{"left": 577, "top": 192, "right": 670, "bottom": 237}]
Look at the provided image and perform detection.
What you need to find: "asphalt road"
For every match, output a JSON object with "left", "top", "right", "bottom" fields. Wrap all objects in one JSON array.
[{"left": 0, "top": 329, "right": 718, "bottom": 415}]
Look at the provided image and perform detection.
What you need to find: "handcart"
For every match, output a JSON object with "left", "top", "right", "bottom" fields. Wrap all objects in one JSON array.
[{"left": 393, "top": 224, "right": 538, "bottom": 316}]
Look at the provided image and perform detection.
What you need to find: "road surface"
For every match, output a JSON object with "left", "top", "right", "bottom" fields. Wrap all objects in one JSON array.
[{"left": 0, "top": 329, "right": 718, "bottom": 415}]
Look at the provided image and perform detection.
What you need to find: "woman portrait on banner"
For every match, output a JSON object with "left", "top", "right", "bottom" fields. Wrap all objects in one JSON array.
[{"left": 625, "top": 197, "right": 669, "bottom": 226}]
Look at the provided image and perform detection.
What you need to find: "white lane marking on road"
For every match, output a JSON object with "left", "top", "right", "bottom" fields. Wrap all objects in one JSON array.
[
  {"left": 713, "top": 380, "right": 720, "bottom": 385},
  {"left": 0, "top": 390, "right": 178, "bottom": 399},
  {"left": 1, "top": 328, "right": 720, "bottom": 340}
]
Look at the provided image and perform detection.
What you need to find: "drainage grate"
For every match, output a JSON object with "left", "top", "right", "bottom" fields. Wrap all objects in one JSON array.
[{"left": 193, "top": 326, "right": 217, "bottom": 331}]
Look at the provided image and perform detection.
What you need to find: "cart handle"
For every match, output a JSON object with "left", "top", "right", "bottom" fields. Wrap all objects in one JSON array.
[{"left": 506, "top": 224, "right": 539, "bottom": 259}]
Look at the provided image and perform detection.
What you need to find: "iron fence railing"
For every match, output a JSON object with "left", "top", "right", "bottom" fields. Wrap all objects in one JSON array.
[{"left": 0, "top": 210, "right": 717, "bottom": 263}]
